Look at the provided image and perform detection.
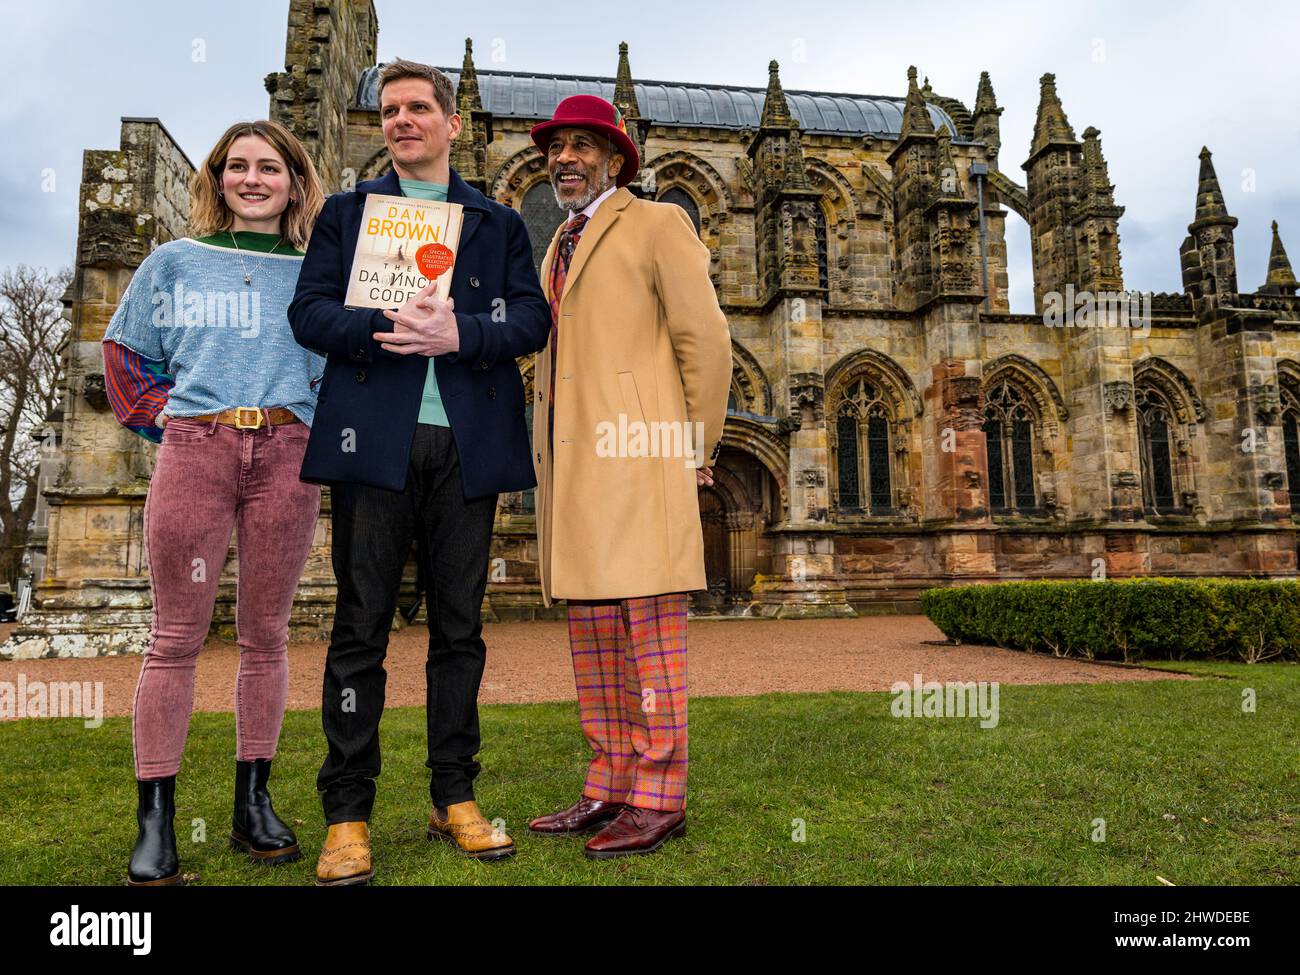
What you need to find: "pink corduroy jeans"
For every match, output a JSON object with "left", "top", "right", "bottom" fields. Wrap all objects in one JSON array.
[{"left": 132, "top": 415, "right": 320, "bottom": 780}]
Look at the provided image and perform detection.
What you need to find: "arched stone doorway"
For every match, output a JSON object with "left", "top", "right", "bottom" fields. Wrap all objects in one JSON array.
[{"left": 690, "top": 446, "right": 779, "bottom": 615}]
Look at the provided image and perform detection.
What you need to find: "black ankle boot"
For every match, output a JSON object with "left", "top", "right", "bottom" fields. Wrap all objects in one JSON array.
[
  {"left": 127, "top": 777, "right": 183, "bottom": 886},
  {"left": 230, "top": 759, "right": 301, "bottom": 865}
]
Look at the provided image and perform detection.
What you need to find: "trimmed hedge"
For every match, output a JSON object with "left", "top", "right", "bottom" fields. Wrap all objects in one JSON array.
[{"left": 919, "top": 578, "right": 1300, "bottom": 663}]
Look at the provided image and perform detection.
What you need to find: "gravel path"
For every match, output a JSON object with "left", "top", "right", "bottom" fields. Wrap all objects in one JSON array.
[{"left": 0, "top": 616, "right": 1187, "bottom": 720}]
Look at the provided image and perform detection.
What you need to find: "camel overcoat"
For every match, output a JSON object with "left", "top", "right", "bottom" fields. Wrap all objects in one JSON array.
[{"left": 532, "top": 188, "right": 731, "bottom": 604}]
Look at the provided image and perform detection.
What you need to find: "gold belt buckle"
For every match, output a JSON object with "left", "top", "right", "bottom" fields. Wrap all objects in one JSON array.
[{"left": 234, "top": 407, "right": 264, "bottom": 430}]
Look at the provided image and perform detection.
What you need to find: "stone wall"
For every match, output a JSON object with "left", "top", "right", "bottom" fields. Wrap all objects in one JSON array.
[
  {"left": 7, "top": 119, "right": 195, "bottom": 657},
  {"left": 266, "top": 0, "right": 377, "bottom": 192},
  {"left": 10, "top": 15, "right": 1300, "bottom": 654}
]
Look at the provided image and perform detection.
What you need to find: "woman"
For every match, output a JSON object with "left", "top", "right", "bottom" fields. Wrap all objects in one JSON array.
[{"left": 103, "top": 120, "right": 325, "bottom": 885}]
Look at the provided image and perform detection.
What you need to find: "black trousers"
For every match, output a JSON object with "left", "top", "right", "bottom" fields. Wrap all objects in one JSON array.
[{"left": 317, "top": 424, "right": 499, "bottom": 823}]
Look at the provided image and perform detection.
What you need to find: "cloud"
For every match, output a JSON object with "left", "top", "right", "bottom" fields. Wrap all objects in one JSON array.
[{"left": 4, "top": 0, "right": 1297, "bottom": 313}]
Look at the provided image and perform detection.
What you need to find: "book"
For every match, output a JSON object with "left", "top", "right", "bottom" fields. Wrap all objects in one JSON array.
[{"left": 344, "top": 193, "right": 464, "bottom": 309}]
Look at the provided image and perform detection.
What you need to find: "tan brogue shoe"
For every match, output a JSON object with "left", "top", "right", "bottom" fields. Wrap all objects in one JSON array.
[
  {"left": 426, "top": 800, "right": 515, "bottom": 860},
  {"left": 314, "top": 821, "right": 373, "bottom": 886}
]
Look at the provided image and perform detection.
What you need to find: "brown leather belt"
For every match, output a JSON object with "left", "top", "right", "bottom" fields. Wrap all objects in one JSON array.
[{"left": 186, "top": 407, "right": 300, "bottom": 429}]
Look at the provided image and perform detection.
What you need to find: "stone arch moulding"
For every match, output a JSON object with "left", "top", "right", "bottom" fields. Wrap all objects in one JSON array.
[
  {"left": 804, "top": 158, "right": 862, "bottom": 223},
  {"left": 646, "top": 149, "right": 736, "bottom": 214},
  {"left": 1133, "top": 356, "right": 1206, "bottom": 424},
  {"left": 730, "top": 340, "right": 773, "bottom": 416},
  {"left": 491, "top": 146, "right": 549, "bottom": 209},
  {"left": 646, "top": 150, "right": 732, "bottom": 261},
  {"left": 823, "top": 349, "right": 924, "bottom": 419},
  {"left": 709, "top": 462, "right": 761, "bottom": 515},
  {"left": 719, "top": 415, "right": 790, "bottom": 510},
  {"left": 858, "top": 163, "right": 892, "bottom": 218},
  {"left": 983, "top": 353, "right": 1069, "bottom": 423},
  {"left": 358, "top": 148, "right": 393, "bottom": 182},
  {"left": 1268, "top": 358, "right": 1300, "bottom": 397},
  {"left": 986, "top": 169, "right": 1030, "bottom": 222}
]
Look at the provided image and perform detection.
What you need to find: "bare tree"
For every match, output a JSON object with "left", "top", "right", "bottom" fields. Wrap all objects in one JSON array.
[{"left": 0, "top": 264, "right": 72, "bottom": 587}]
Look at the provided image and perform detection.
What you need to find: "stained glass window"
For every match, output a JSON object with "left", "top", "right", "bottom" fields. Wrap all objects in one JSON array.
[
  {"left": 1285, "top": 392, "right": 1300, "bottom": 514},
  {"left": 984, "top": 417, "right": 1005, "bottom": 509},
  {"left": 835, "top": 379, "right": 892, "bottom": 513},
  {"left": 837, "top": 413, "right": 860, "bottom": 508},
  {"left": 868, "top": 414, "right": 891, "bottom": 508},
  {"left": 984, "top": 381, "right": 1036, "bottom": 512},
  {"left": 1137, "top": 388, "right": 1177, "bottom": 513}
]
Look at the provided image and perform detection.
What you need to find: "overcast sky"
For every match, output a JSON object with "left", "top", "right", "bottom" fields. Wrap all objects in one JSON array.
[{"left": 3, "top": 0, "right": 1297, "bottom": 312}]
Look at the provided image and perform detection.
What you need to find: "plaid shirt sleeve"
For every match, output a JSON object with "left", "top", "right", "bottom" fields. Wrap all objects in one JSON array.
[{"left": 102, "top": 339, "right": 174, "bottom": 444}]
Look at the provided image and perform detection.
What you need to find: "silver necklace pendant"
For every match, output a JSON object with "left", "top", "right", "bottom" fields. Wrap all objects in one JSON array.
[{"left": 231, "top": 231, "right": 279, "bottom": 287}]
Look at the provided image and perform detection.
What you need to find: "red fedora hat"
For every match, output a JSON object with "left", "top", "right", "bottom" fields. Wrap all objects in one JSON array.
[{"left": 530, "top": 94, "right": 640, "bottom": 187}]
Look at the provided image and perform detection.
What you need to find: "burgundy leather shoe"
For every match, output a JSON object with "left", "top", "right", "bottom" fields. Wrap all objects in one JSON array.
[
  {"left": 528, "top": 797, "right": 626, "bottom": 835},
  {"left": 583, "top": 806, "right": 686, "bottom": 859}
]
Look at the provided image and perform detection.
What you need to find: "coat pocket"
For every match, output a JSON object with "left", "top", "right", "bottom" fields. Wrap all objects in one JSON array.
[{"left": 617, "top": 371, "right": 646, "bottom": 427}]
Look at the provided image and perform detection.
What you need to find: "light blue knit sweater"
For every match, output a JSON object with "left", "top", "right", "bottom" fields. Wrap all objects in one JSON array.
[{"left": 103, "top": 237, "right": 325, "bottom": 424}]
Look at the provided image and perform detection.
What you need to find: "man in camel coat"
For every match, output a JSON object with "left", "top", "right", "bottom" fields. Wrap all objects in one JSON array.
[{"left": 524, "top": 94, "right": 731, "bottom": 858}]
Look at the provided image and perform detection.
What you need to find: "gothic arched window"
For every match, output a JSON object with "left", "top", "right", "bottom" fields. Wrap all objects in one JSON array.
[
  {"left": 835, "top": 379, "right": 892, "bottom": 512},
  {"left": 658, "top": 187, "right": 701, "bottom": 235},
  {"left": 1136, "top": 386, "right": 1179, "bottom": 514},
  {"left": 1282, "top": 385, "right": 1300, "bottom": 514},
  {"left": 983, "top": 381, "right": 1037, "bottom": 512},
  {"left": 521, "top": 181, "right": 564, "bottom": 273}
]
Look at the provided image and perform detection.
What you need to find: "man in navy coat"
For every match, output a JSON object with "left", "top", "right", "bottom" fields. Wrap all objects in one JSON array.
[{"left": 289, "top": 58, "right": 549, "bottom": 883}]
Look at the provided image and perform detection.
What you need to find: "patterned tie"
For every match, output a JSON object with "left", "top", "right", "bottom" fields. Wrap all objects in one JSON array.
[{"left": 548, "top": 213, "right": 589, "bottom": 446}]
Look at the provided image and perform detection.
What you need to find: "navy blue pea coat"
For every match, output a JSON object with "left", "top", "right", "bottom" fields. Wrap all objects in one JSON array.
[{"left": 289, "top": 167, "right": 551, "bottom": 497}]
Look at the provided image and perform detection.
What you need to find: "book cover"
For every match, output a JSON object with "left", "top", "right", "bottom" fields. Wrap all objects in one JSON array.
[{"left": 344, "top": 192, "right": 464, "bottom": 309}]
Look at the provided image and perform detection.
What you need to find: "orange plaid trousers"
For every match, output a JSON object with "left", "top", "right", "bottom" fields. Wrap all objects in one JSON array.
[{"left": 566, "top": 593, "right": 689, "bottom": 812}]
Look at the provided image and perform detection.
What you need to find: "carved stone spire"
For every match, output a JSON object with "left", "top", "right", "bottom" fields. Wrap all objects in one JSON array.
[
  {"left": 450, "top": 38, "right": 491, "bottom": 192},
  {"left": 1080, "top": 127, "right": 1116, "bottom": 208},
  {"left": 1262, "top": 221, "right": 1299, "bottom": 295},
  {"left": 1027, "top": 72, "right": 1078, "bottom": 164},
  {"left": 784, "top": 124, "right": 810, "bottom": 191},
  {"left": 1185, "top": 146, "right": 1239, "bottom": 299},
  {"left": 972, "top": 71, "right": 1003, "bottom": 161},
  {"left": 1074, "top": 126, "right": 1125, "bottom": 293},
  {"left": 973, "top": 70, "right": 998, "bottom": 116},
  {"left": 457, "top": 36, "right": 481, "bottom": 113},
  {"left": 610, "top": 41, "right": 650, "bottom": 193},
  {"left": 932, "top": 125, "right": 964, "bottom": 203},
  {"left": 1192, "top": 146, "right": 1234, "bottom": 227},
  {"left": 748, "top": 58, "right": 821, "bottom": 298},
  {"left": 898, "top": 65, "right": 935, "bottom": 141},
  {"left": 750, "top": 57, "right": 808, "bottom": 195},
  {"left": 760, "top": 59, "right": 794, "bottom": 128},
  {"left": 613, "top": 40, "right": 641, "bottom": 120}
]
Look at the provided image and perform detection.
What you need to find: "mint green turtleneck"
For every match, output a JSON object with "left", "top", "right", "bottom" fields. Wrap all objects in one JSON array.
[{"left": 398, "top": 178, "right": 451, "bottom": 428}]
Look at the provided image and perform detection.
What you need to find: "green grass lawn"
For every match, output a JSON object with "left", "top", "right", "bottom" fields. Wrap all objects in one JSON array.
[{"left": 2, "top": 660, "right": 1296, "bottom": 885}]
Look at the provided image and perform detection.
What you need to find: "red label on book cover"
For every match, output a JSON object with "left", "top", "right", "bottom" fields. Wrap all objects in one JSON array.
[{"left": 416, "top": 243, "right": 455, "bottom": 279}]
